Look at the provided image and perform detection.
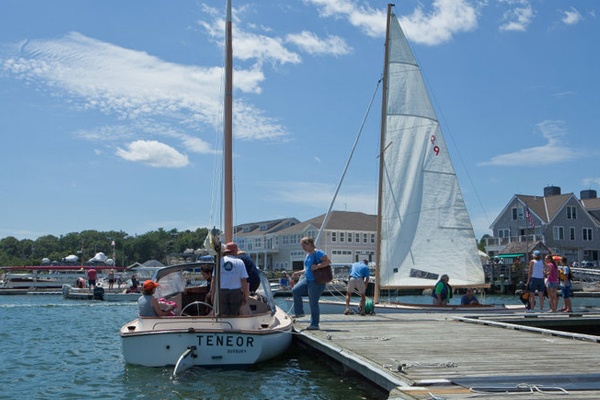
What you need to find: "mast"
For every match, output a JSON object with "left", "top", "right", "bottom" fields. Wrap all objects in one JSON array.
[
  {"left": 224, "top": 0, "right": 234, "bottom": 243},
  {"left": 374, "top": 4, "right": 393, "bottom": 303}
]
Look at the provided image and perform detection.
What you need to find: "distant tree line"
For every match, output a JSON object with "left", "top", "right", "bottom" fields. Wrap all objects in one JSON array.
[{"left": 0, "top": 227, "right": 210, "bottom": 267}]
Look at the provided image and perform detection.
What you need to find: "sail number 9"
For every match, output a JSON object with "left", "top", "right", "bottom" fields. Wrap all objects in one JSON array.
[{"left": 430, "top": 135, "right": 440, "bottom": 156}]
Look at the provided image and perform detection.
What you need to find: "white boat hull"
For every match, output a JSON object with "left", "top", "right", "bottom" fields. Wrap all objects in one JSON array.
[
  {"left": 62, "top": 284, "right": 140, "bottom": 301},
  {"left": 290, "top": 297, "right": 524, "bottom": 315},
  {"left": 120, "top": 308, "right": 293, "bottom": 367}
]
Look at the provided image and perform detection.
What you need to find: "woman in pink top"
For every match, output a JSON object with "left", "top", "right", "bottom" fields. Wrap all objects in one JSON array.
[{"left": 544, "top": 254, "right": 559, "bottom": 312}]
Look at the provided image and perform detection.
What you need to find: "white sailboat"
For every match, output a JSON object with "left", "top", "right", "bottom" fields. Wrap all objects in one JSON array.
[
  {"left": 316, "top": 4, "right": 521, "bottom": 314},
  {"left": 119, "top": 0, "right": 293, "bottom": 372}
]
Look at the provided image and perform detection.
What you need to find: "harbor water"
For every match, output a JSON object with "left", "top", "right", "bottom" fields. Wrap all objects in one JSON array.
[
  {"left": 3, "top": 292, "right": 600, "bottom": 400},
  {"left": 0, "top": 295, "right": 385, "bottom": 400}
]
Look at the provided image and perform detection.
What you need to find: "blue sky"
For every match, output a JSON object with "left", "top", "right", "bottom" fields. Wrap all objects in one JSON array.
[{"left": 1, "top": 0, "right": 598, "bottom": 241}]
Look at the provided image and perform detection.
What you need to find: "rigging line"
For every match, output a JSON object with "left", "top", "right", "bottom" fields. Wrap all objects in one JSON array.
[{"left": 315, "top": 76, "right": 383, "bottom": 244}]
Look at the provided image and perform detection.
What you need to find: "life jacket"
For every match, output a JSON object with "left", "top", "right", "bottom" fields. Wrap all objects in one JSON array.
[
  {"left": 431, "top": 281, "right": 452, "bottom": 300},
  {"left": 559, "top": 266, "right": 573, "bottom": 282}
]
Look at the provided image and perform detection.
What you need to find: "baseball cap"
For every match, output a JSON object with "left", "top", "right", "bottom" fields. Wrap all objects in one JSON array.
[{"left": 143, "top": 280, "right": 159, "bottom": 291}]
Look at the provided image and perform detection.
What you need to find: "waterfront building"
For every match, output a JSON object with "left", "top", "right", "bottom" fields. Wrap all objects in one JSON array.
[
  {"left": 231, "top": 211, "right": 376, "bottom": 271},
  {"left": 485, "top": 186, "right": 600, "bottom": 265}
]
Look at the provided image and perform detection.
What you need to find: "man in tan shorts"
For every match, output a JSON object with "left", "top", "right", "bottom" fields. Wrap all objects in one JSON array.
[{"left": 345, "top": 259, "right": 370, "bottom": 315}]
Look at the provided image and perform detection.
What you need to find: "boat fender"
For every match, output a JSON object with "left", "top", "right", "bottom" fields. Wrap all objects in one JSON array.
[{"left": 364, "top": 298, "right": 374, "bottom": 314}]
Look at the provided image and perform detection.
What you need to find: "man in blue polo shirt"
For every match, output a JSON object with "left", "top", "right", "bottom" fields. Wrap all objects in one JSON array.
[{"left": 345, "top": 260, "right": 370, "bottom": 316}]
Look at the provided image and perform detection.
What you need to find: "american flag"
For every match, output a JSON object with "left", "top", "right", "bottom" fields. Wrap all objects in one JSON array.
[{"left": 525, "top": 205, "right": 535, "bottom": 228}]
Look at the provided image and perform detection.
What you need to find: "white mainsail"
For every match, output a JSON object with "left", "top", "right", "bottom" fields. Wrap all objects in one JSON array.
[{"left": 377, "top": 9, "right": 484, "bottom": 290}]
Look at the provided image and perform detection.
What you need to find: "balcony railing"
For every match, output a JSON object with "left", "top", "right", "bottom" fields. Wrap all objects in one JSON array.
[{"left": 484, "top": 235, "right": 544, "bottom": 247}]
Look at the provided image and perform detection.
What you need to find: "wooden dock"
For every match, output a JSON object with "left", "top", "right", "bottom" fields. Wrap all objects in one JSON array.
[{"left": 293, "top": 311, "right": 600, "bottom": 399}]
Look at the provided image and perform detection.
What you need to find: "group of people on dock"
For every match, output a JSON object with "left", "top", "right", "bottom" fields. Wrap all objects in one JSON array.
[{"left": 525, "top": 250, "right": 572, "bottom": 312}]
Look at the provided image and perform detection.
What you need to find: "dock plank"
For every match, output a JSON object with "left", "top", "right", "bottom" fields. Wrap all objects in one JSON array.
[{"left": 293, "top": 311, "right": 600, "bottom": 399}]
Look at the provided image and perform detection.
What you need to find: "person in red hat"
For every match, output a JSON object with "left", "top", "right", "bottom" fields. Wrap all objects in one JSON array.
[{"left": 138, "top": 280, "right": 175, "bottom": 317}]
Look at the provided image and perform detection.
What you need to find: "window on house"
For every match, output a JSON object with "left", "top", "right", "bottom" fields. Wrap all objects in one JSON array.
[
  {"left": 566, "top": 206, "right": 577, "bottom": 219},
  {"left": 498, "top": 229, "right": 510, "bottom": 238},
  {"left": 355, "top": 233, "right": 360, "bottom": 243},
  {"left": 331, "top": 232, "right": 336, "bottom": 242},
  {"left": 569, "top": 227, "right": 576, "bottom": 241},
  {"left": 583, "top": 228, "right": 593, "bottom": 241},
  {"left": 512, "top": 207, "right": 524, "bottom": 220},
  {"left": 363, "top": 233, "right": 367, "bottom": 243},
  {"left": 553, "top": 226, "right": 564, "bottom": 240},
  {"left": 370, "top": 233, "right": 375, "bottom": 243},
  {"left": 340, "top": 232, "right": 345, "bottom": 242}
]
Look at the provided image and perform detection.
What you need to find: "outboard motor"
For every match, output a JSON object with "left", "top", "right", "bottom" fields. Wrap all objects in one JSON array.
[{"left": 93, "top": 285, "right": 105, "bottom": 301}]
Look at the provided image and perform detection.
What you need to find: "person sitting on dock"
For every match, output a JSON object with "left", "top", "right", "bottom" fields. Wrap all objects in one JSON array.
[
  {"left": 279, "top": 272, "right": 291, "bottom": 290},
  {"left": 431, "top": 274, "right": 452, "bottom": 305},
  {"left": 460, "top": 288, "right": 480, "bottom": 306},
  {"left": 345, "top": 259, "right": 370, "bottom": 315},
  {"left": 138, "top": 280, "right": 175, "bottom": 317}
]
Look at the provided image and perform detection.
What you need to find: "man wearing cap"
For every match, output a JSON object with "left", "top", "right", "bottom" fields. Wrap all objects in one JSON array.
[
  {"left": 526, "top": 250, "right": 546, "bottom": 312},
  {"left": 211, "top": 242, "right": 249, "bottom": 316},
  {"left": 138, "top": 280, "right": 175, "bottom": 317},
  {"left": 345, "top": 259, "right": 370, "bottom": 315},
  {"left": 225, "top": 242, "right": 261, "bottom": 293}
]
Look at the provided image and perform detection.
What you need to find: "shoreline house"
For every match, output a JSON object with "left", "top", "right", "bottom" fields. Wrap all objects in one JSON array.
[
  {"left": 485, "top": 186, "right": 600, "bottom": 266},
  {"left": 231, "top": 211, "right": 376, "bottom": 271}
]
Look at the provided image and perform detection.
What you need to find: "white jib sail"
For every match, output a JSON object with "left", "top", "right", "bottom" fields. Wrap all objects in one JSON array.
[{"left": 378, "top": 13, "right": 484, "bottom": 289}]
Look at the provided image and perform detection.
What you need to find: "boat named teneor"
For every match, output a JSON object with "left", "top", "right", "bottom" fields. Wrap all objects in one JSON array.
[{"left": 119, "top": 0, "right": 292, "bottom": 373}]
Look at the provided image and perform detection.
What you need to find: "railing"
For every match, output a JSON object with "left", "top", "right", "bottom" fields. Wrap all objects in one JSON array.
[{"left": 484, "top": 235, "right": 544, "bottom": 247}]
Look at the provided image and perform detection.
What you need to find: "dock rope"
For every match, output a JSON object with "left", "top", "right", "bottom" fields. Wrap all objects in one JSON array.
[
  {"left": 359, "top": 336, "right": 391, "bottom": 341},
  {"left": 400, "top": 362, "right": 458, "bottom": 370},
  {"left": 469, "top": 383, "right": 569, "bottom": 395}
]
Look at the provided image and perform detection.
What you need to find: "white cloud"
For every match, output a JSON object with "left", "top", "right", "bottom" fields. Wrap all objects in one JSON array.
[
  {"left": 399, "top": 0, "right": 479, "bottom": 45},
  {"left": 499, "top": 0, "right": 534, "bottom": 32},
  {"left": 479, "top": 120, "right": 578, "bottom": 167},
  {"left": 116, "top": 140, "right": 189, "bottom": 168},
  {"left": 0, "top": 30, "right": 289, "bottom": 161},
  {"left": 286, "top": 31, "right": 352, "bottom": 56},
  {"left": 583, "top": 178, "right": 600, "bottom": 187},
  {"left": 199, "top": 5, "right": 302, "bottom": 65},
  {"left": 305, "top": 0, "right": 387, "bottom": 37},
  {"left": 306, "top": 0, "right": 479, "bottom": 45},
  {"left": 561, "top": 7, "right": 583, "bottom": 25}
]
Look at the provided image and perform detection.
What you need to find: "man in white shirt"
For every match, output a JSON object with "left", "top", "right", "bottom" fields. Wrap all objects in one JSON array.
[{"left": 211, "top": 242, "right": 249, "bottom": 316}]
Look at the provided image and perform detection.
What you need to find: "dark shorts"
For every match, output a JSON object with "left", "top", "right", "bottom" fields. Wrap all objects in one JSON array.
[
  {"left": 219, "top": 288, "right": 243, "bottom": 316},
  {"left": 88, "top": 280, "right": 96, "bottom": 286},
  {"left": 561, "top": 285, "right": 572, "bottom": 298},
  {"left": 528, "top": 277, "right": 545, "bottom": 293}
]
